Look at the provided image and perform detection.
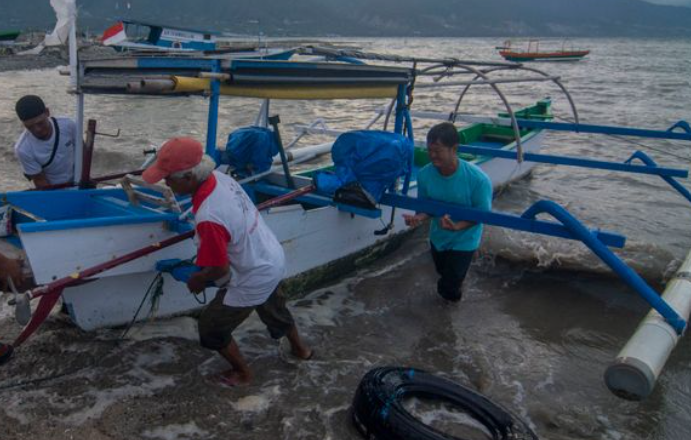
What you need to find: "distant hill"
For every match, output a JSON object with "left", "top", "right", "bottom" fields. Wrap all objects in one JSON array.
[{"left": 3, "top": 0, "right": 691, "bottom": 37}]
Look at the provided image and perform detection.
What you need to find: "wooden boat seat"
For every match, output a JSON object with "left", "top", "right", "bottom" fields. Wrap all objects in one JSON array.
[
  {"left": 120, "top": 175, "right": 181, "bottom": 213},
  {"left": 5, "top": 204, "right": 46, "bottom": 223}
]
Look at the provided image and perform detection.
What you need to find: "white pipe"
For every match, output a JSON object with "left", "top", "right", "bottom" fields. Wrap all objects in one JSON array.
[
  {"left": 604, "top": 250, "right": 691, "bottom": 400},
  {"left": 274, "top": 142, "right": 332, "bottom": 163}
]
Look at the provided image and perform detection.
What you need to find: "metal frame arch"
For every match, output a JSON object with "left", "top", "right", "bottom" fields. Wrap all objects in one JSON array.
[
  {"left": 431, "top": 63, "right": 526, "bottom": 161},
  {"left": 451, "top": 64, "right": 580, "bottom": 126}
]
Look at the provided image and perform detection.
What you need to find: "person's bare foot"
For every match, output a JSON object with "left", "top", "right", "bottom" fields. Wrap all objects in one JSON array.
[
  {"left": 291, "top": 346, "right": 313, "bottom": 360},
  {"left": 218, "top": 369, "right": 252, "bottom": 387},
  {"left": 285, "top": 326, "right": 313, "bottom": 360}
]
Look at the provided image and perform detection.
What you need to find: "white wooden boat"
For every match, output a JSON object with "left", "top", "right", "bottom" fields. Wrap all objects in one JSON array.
[{"left": 0, "top": 54, "right": 551, "bottom": 331}]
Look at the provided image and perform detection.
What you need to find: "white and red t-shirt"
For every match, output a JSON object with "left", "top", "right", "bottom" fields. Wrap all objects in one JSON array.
[{"left": 193, "top": 171, "right": 285, "bottom": 307}]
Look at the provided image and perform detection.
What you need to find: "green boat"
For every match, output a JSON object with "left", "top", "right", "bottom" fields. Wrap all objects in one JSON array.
[{"left": 0, "top": 30, "right": 21, "bottom": 43}]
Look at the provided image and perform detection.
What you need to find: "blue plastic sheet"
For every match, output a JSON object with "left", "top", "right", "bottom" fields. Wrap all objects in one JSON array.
[
  {"left": 314, "top": 130, "right": 412, "bottom": 201},
  {"left": 219, "top": 127, "right": 279, "bottom": 177}
]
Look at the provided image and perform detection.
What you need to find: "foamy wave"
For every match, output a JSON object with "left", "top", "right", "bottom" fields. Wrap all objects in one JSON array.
[{"left": 479, "top": 226, "right": 680, "bottom": 283}]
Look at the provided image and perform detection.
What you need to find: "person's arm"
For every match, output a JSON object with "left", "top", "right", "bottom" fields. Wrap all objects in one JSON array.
[
  {"left": 440, "top": 171, "right": 492, "bottom": 232},
  {"left": 439, "top": 214, "right": 475, "bottom": 231},
  {"left": 187, "top": 221, "right": 231, "bottom": 294},
  {"left": 15, "top": 141, "right": 48, "bottom": 189},
  {"left": 403, "top": 171, "right": 431, "bottom": 227},
  {"left": 28, "top": 172, "right": 51, "bottom": 189},
  {"left": 187, "top": 265, "right": 230, "bottom": 294}
]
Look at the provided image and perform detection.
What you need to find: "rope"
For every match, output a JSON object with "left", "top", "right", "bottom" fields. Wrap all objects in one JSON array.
[{"left": 119, "top": 273, "right": 164, "bottom": 340}]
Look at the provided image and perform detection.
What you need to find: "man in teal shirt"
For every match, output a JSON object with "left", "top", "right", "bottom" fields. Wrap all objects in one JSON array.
[{"left": 403, "top": 122, "right": 492, "bottom": 302}]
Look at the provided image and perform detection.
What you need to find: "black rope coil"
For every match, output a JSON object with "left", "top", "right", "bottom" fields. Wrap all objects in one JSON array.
[{"left": 351, "top": 367, "right": 538, "bottom": 440}]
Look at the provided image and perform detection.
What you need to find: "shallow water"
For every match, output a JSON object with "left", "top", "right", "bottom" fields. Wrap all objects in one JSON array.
[{"left": 1, "top": 37, "right": 691, "bottom": 439}]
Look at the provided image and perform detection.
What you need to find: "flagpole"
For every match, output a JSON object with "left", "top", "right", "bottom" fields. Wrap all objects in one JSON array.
[{"left": 68, "top": 1, "right": 84, "bottom": 184}]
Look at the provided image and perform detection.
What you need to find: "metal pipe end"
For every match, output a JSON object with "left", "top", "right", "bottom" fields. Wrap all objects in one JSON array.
[{"left": 604, "top": 356, "right": 657, "bottom": 401}]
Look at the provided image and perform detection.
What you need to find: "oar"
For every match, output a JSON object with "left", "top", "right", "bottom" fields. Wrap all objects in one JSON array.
[{"left": 10, "top": 183, "right": 316, "bottom": 349}]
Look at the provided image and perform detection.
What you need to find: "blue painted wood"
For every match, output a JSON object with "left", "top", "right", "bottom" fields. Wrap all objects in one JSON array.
[
  {"left": 379, "top": 193, "right": 626, "bottom": 248},
  {"left": 394, "top": 84, "right": 406, "bottom": 135},
  {"left": 3, "top": 188, "right": 189, "bottom": 232},
  {"left": 17, "top": 213, "right": 178, "bottom": 233},
  {"left": 504, "top": 118, "right": 691, "bottom": 142},
  {"left": 458, "top": 145, "right": 689, "bottom": 178},
  {"left": 381, "top": 192, "right": 685, "bottom": 334},
  {"left": 626, "top": 151, "right": 691, "bottom": 204},
  {"left": 523, "top": 200, "right": 686, "bottom": 334},
  {"left": 206, "top": 60, "right": 222, "bottom": 162}
]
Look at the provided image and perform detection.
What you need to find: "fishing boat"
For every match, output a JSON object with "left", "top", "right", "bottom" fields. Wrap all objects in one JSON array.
[
  {"left": 0, "top": 30, "right": 21, "bottom": 53},
  {"left": 101, "top": 19, "right": 295, "bottom": 60},
  {"left": 497, "top": 39, "right": 590, "bottom": 62},
  {"left": 0, "top": 30, "right": 21, "bottom": 44},
  {"left": 2, "top": 56, "right": 550, "bottom": 333},
  {"left": 3, "top": 19, "right": 691, "bottom": 402}
]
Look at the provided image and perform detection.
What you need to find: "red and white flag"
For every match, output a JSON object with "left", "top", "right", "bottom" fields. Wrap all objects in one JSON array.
[{"left": 102, "top": 22, "right": 127, "bottom": 46}]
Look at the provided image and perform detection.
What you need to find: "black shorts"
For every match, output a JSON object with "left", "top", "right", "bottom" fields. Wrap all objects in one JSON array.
[
  {"left": 198, "top": 284, "right": 295, "bottom": 351},
  {"left": 430, "top": 243, "right": 475, "bottom": 302}
]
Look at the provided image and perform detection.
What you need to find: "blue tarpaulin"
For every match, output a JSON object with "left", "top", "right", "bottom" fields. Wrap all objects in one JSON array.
[
  {"left": 219, "top": 127, "right": 279, "bottom": 177},
  {"left": 314, "top": 130, "right": 412, "bottom": 201}
]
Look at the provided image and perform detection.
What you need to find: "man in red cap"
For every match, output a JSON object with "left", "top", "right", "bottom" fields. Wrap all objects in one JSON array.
[{"left": 143, "top": 137, "right": 312, "bottom": 386}]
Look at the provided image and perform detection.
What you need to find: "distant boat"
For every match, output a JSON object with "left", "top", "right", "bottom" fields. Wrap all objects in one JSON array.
[
  {"left": 101, "top": 20, "right": 295, "bottom": 60},
  {"left": 496, "top": 39, "right": 590, "bottom": 62},
  {"left": 0, "top": 30, "right": 21, "bottom": 44}
]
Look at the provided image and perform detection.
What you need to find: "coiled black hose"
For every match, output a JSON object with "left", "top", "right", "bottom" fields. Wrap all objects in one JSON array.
[{"left": 351, "top": 367, "right": 538, "bottom": 440}]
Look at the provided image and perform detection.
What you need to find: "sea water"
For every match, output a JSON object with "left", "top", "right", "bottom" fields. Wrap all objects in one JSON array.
[{"left": 0, "top": 37, "right": 690, "bottom": 439}]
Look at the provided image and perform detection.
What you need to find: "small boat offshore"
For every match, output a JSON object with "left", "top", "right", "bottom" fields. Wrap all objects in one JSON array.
[
  {"left": 0, "top": 30, "right": 21, "bottom": 43},
  {"left": 2, "top": 15, "right": 691, "bottom": 403},
  {"left": 497, "top": 39, "right": 591, "bottom": 62}
]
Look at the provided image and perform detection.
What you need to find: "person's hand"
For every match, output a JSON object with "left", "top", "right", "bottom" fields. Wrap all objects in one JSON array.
[
  {"left": 186, "top": 272, "right": 207, "bottom": 294},
  {"left": 440, "top": 214, "right": 461, "bottom": 231},
  {"left": 403, "top": 213, "right": 427, "bottom": 228},
  {"left": 0, "top": 257, "right": 23, "bottom": 292}
]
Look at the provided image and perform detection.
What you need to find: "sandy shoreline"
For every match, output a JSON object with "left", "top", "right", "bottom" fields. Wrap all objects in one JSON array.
[{"left": 0, "top": 43, "right": 118, "bottom": 73}]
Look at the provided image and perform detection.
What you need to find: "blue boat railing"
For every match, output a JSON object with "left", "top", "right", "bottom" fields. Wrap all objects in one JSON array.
[
  {"left": 457, "top": 145, "right": 689, "bottom": 179},
  {"left": 624, "top": 151, "right": 691, "bottom": 206},
  {"left": 522, "top": 200, "right": 686, "bottom": 334},
  {"left": 490, "top": 118, "right": 691, "bottom": 142},
  {"left": 379, "top": 193, "right": 687, "bottom": 335}
]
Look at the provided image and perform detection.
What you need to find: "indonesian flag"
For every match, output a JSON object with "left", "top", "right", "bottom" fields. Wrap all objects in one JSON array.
[{"left": 102, "top": 22, "right": 127, "bottom": 46}]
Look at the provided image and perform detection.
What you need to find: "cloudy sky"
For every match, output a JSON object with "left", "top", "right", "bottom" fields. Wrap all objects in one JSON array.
[{"left": 645, "top": 0, "right": 691, "bottom": 6}]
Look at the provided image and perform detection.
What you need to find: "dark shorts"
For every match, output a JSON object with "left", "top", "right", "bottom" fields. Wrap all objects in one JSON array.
[
  {"left": 430, "top": 243, "right": 475, "bottom": 302},
  {"left": 198, "top": 284, "right": 295, "bottom": 351}
]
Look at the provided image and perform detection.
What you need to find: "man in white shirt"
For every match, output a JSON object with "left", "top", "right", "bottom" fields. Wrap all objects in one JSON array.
[
  {"left": 143, "top": 137, "right": 312, "bottom": 387},
  {"left": 14, "top": 95, "right": 76, "bottom": 189}
]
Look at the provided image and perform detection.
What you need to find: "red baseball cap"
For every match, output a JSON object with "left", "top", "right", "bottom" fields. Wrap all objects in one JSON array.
[{"left": 142, "top": 137, "right": 204, "bottom": 184}]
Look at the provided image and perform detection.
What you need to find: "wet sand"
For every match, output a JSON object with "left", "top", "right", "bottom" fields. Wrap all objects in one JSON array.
[{"left": 0, "top": 229, "right": 431, "bottom": 440}]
